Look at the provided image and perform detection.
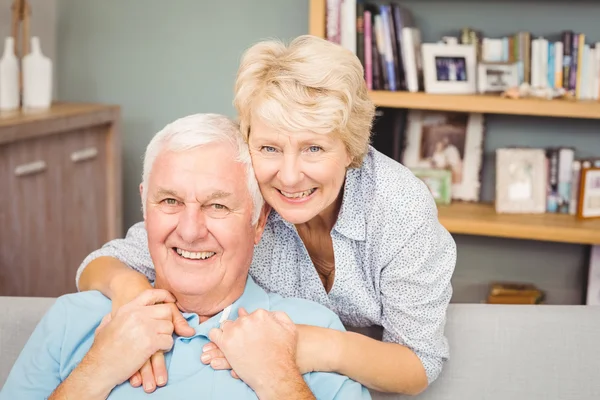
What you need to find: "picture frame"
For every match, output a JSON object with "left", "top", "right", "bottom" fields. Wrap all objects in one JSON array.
[
  {"left": 477, "top": 62, "right": 519, "bottom": 94},
  {"left": 495, "top": 148, "right": 547, "bottom": 214},
  {"left": 421, "top": 43, "right": 477, "bottom": 94},
  {"left": 410, "top": 168, "right": 452, "bottom": 205},
  {"left": 401, "top": 110, "right": 485, "bottom": 202},
  {"left": 577, "top": 167, "right": 600, "bottom": 219}
]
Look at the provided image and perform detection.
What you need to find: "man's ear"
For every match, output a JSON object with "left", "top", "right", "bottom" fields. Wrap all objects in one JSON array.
[{"left": 253, "top": 204, "right": 272, "bottom": 245}]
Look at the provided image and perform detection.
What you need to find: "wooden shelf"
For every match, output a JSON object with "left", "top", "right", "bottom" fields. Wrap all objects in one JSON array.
[
  {"left": 369, "top": 91, "right": 600, "bottom": 119},
  {"left": 438, "top": 202, "right": 600, "bottom": 245}
]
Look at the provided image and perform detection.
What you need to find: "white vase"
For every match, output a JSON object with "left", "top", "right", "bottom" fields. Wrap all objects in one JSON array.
[
  {"left": 23, "top": 36, "right": 53, "bottom": 109},
  {"left": 0, "top": 37, "right": 20, "bottom": 111}
]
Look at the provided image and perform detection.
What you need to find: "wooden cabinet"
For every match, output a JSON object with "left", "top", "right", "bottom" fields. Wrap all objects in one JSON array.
[{"left": 0, "top": 103, "right": 122, "bottom": 297}]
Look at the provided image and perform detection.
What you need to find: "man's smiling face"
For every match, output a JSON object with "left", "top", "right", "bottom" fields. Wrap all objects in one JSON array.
[{"left": 142, "top": 141, "right": 264, "bottom": 306}]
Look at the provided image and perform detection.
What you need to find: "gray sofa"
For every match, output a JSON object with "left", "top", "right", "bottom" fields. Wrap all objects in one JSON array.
[{"left": 1, "top": 297, "right": 599, "bottom": 400}]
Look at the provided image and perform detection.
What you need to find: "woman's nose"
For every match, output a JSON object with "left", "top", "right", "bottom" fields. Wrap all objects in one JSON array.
[{"left": 278, "top": 155, "right": 303, "bottom": 187}]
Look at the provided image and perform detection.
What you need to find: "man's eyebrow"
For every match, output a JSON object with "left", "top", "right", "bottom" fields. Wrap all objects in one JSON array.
[
  {"left": 205, "top": 190, "right": 233, "bottom": 201},
  {"left": 154, "top": 188, "right": 181, "bottom": 198}
]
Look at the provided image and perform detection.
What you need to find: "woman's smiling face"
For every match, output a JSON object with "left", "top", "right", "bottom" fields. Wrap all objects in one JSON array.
[{"left": 247, "top": 116, "right": 351, "bottom": 225}]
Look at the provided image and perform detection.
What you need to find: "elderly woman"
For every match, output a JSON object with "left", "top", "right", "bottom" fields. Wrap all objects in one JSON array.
[{"left": 77, "top": 35, "right": 456, "bottom": 396}]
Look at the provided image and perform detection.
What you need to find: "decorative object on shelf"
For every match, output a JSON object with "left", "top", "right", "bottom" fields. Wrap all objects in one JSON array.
[
  {"left": 410, "top": 168, "right": 452, "bottom": 205},
  {"left": 501, "top": 82, "right": 569, "bottom": 100},
  {"left": 10, "top": 0, "right": 31, "bottom": 95},
  {"left": 0, "top": 36, "right": 20, "bottom": 111},
  {"left": 22, "top": 36, "right": 52, "bottom": 109},
  {"left": 586, "top": 245, "right": 600, "bottom": 305},
  {"left": 421, "top": 43, "right": 477, "bottom": 94},
  {"left": 477, "top": 62, "right": 519, "bottom": 94},
  {"left": 495, "top": 148, "right": 547, "bottom": 214},
  {"left": 486, "top": 282, "right": 545, "bottom": 304},
  {"left": 577, "top": 166, "right": 600, "bottom": 219},
  {"left": 402, "top": 110, "right": 485, "bottom": 202}
]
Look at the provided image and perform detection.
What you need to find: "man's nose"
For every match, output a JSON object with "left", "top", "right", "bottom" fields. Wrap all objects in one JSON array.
[
  {"left": 176, "top": 206, "right": 209, "bottom": 243},
  {"left": 278, "top": 154, "right": 303, "bottom": 188}
]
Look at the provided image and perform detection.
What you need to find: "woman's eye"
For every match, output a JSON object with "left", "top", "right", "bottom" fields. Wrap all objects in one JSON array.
[
  {"left": 261, "top": 146, "right": 277, "bottom": 153},
  {"left": 308, "top": 145, "right": 322, "bottom": 153}
]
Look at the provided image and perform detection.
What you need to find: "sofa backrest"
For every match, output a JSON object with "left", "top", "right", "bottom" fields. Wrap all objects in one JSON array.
[{"left": 1, "top": 297, "right": 599, "bottom": 399}]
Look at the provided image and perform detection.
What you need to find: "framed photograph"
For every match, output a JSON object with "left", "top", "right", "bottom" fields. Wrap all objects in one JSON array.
[
  {"left": 421, "top": 43, "right": 477, "bottom": 94},
  {"left": 495, "top": 148, "right": 547, "bottom": 214},
  {"left": 577, "top": 167, "right": 600, "bottom": 219},
  {"left": 410, "top": 168, "right": 452, "bottom": 205},
  {"left": 401, "top": 110, "right": 485, "bottom": 201},
  {"left": 478, "top": 62, "right": 519, "bottom": 94}
]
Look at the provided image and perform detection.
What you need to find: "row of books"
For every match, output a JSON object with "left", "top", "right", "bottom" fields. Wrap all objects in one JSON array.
[
  {"left": 326, "top": 1, "right": 600, "bottom": 99},
  {"left": 480, "top": 31, "right": 600, "bottom": 101},
  {"left": 542, "top": 147, "right": 599, "bottom": 216},
  {"left": 326, "top": 0, "right": 420, "bottom": 92}
]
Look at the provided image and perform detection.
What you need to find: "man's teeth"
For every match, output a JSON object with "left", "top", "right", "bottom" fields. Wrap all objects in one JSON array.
[
  {"left": 176, "top": 248, "right": 215, "bottom": 260},
  {"left": 280, "top": 188, "right": 316, "bottom": 199}
]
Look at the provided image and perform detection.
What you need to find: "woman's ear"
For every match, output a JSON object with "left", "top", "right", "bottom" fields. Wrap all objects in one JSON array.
[{"left": 253, "top": 204, "right": 272, "bottom": 245}]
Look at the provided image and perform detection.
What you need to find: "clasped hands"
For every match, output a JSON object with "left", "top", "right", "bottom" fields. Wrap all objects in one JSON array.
[{"left": 93, "top": 288, "right": 315, "bottom": 395}]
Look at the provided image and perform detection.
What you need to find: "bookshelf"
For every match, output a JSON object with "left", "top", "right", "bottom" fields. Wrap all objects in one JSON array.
[
  {"left": 308, "top": 0, "right": 600, "bottom": 246},
  {"left": 369, "top": 91, "right": 600, "bottom": 120},
  {"left": 439, "top": 203, "right": 600, "bottom": 245}
]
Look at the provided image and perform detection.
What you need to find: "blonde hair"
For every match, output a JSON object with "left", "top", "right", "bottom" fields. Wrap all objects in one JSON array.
[{"left": 234, "top": 34, "right": 375, "bottom": 168}]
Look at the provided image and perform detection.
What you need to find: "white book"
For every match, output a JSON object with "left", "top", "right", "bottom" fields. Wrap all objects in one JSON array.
[
  {"left": 401, "top": 27, "right": 422, "bottom": 92},
  {"left": 554, "top": 41, "right": 563, "bottom": 88},
  {"left": 340, "top": 0, "right": 356, "bottom": 54}
]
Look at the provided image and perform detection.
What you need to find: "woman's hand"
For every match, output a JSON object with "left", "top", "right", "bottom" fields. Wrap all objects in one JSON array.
[
  {"left": 200, "top": 322, "right": 338, "bottom": 377},
  {"left": 96, "top": 279, "right": 195, "bottom": 393}
]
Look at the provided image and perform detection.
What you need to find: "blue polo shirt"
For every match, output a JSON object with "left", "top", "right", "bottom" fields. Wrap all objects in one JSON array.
[{"left": 0, "top": 277, "right": 371, "bottom": 399}]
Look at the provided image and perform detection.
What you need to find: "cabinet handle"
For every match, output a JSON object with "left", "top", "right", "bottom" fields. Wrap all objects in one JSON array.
[
  {"left": 14, "top": 160, "right": 47, "bottom": 177},
  {"left": 70, "top": 147, "right": 98, "bottom": 163}
]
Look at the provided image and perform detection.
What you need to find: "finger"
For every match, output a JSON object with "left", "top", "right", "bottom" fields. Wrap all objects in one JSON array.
[
  {"left": 151, "top": 352, "right": 168, "bottom": 387},
  {"left": 202, "top": 342, "right": 217, "bottom": 352},
  {"left": 210, "top": 357, "right": 232, "bottom": 370},
  {"left": 208, "top": 328, "right": 224, "bottom": 347},
  {"left": 272, "top": 310, "right": 294, "bottom": 326},
  {"left": 220, "top": 319, "right": 233, "bottom": 330},
  {"left": 139, "top": 360, "right": 157, "bottom": 393},
  {"left": 133, "top": 289, "right": 177, "bottom": 307},
  {"left": 169, "top": 303, "right": 195, "bottom": 337},
  {"left": 238, "top": 307, "right": 249, "bottom": 317},
  {"left": 129, "top": 371, "right": 142, "bottom": 387},
  {"left": 146, "top": 303, "right": 179, "bottom": 320},
  {"left": 200, "top": 348, "right": 226, "bottom": 365},
  {"left": 157, "top": 333, "right": 174, "bottom": 353},
  {"left": 155, "top": 319, "right": 175, "bottom": 335},
  {"left": 231, "top": 370, "right": 240, "bottom": 379}
]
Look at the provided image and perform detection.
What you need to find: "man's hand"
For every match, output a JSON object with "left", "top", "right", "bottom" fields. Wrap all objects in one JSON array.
[
  {"left": 84, "top": 289, "right": 182, "bottom": 392},
  {"left": 97, "top": 283, "right": 195, "bottom": 392},
  {"left": 208, "top": 308, "right": 315, "bottom": 400}
]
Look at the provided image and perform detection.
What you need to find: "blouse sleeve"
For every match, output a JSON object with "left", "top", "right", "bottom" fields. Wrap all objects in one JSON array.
[
  {"left": 379, "top": 190, "right": 456, "bottom": 385},
  {"left": 75, "top": 221, "right": 155, "bottom": 290}
]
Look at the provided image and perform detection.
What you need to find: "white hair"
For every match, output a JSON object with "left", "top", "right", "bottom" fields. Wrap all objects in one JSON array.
[{"left": 141, "top": 113, "right": 264, "bottom": 225}]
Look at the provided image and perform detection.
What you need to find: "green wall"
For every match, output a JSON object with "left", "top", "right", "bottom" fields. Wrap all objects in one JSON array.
[{"left": 56, "top": 0, "right": 599, "bottom": 305}]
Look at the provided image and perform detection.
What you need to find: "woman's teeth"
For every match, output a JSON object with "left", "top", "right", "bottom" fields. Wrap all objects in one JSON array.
[
  {"left": 176, "top": 248, "right": 215, "bottom": 260},
  {"left": 279, "top": 188, "right": 316, "bottom": 198}
]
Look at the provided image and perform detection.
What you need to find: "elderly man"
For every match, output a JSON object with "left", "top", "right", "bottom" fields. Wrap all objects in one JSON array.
[{"left": 0, "top": 114, "right": 370, "bottom": 400}]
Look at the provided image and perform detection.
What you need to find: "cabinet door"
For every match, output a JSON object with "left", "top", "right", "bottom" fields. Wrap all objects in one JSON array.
[
  {"left": 60, "top": 127, "right": 109, "bottom": 293},
  {"left": 0, "top": 136, "right": 65, "bottom": 297}
]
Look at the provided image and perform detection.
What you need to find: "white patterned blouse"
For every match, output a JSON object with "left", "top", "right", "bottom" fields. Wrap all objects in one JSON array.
[{"left": 75, "top": 146, "right": 456, "bottom": 384}]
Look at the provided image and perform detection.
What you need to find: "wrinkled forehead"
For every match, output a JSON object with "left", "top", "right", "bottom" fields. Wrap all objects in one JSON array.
[{"left": 149, "top": 146, "right": 249, "bottom": 197}]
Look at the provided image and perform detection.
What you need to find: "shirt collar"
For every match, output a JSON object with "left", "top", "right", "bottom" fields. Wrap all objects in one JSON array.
[
  {"left": 268, "top": 166, "right": 366, "bottom": 241},
  {"left": 332, "top": 167, "right": 366, "bottom": 241},
  {"left": 176, "top": 275, "right": 269, "bottom": 341}
]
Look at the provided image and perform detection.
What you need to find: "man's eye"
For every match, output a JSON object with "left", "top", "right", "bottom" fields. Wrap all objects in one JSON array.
[
  {"left": 212, "top": 204, "right": 227, "bottom": 210},
  {"left": 163, "top": 198, "right": 178, "bottom": 205},
  {"left": 261, "top": 146, "right": 277, "bottom": 153}
]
